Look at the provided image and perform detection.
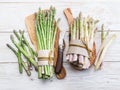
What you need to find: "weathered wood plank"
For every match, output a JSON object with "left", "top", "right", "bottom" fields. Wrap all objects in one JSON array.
[
  {"left": 0, "top": 31, "right": 119, "bottom": 62},
  {"left": 0, "top": 1, "right": 119, "bottom": 90},
  {"left": 0, "top": 0, "right": 120, "bottom": 3},
  {"left": 0, "top": 62, "right": 120, "bottom": 90},
  {"left": 0, "top": 2, "right": 119, "bottom": 31}
]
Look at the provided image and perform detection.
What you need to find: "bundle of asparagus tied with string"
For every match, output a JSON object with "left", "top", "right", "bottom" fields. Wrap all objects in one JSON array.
[
  {"left": 35, "top": 7, "right": 60, "bottom": 79},
  {"left": 7, "top": 30, "right": 37, "bottom": 76},
  {"left": 64, "top": 8, "right": 116, "bottom": 70},
  {"left": 66, "top": 13, "right": 98, "bottom": 70}
]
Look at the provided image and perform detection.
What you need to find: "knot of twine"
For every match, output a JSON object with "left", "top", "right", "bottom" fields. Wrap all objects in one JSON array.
[
  {"left": 68, "top": 40, "right": 92, "bottom": 58},
  {"left": 38, "top": 50, "right": 54, "bottom": 65},
  {"left": 69, "top": 43, "right": 92, "bottom": 54}
]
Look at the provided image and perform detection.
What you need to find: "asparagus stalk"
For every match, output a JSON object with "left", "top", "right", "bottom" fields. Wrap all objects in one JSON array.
[
  {"left": 22, "top": 60, "right": 31, "bottom": 76},
  {"left": 13, "top": 30, "right": 37, "bottom": 70},
  {"left": 104, "top": 30, "right": 110, "bottom": 40},
  {"left": 76, "top": 17, "right": 79, "bottom": 40},
  {"left": 101, "top": 24, "right": 104, "bottom": 43},
  {"left": 70, "top": 24, "right": 73, "bottom": 40},
  {"left": 79, "top": 12, "right": 82, "bottom": 39},
  {"left": 16, "top": 30, "right": 32, "bottom": 69},
  {"left": 7, "top": 44, "right": 22, "bottom": 73},
  {"left": 10, "top": 35, "right": 38, "bottom": 70},
  {"left": 49, "top": 8, "right": 52, "bottom": 49},
  {"left": 95, "top": 34, "right": 116, "bottom": 70},
  {"left": 39, "top": 9, "right": 46, "bottom": 50},
  {"left": 19, "top": 30, "right": 37, "bottom": 58},
  {"left": 80, "top": 17, "right": 84, "bottom": 39},
  {"left": 20, "top": 30, "right": 33, "bottom": 70},
  {"left": 7, "top": 44, "right": 31, "bottom": 76}
]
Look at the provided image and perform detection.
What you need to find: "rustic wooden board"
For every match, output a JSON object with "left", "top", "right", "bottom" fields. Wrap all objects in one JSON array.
[
  {"left": 0, "top": 0, "right": 120, "bottom": 3},
  {"left": 0, "top": 32, "right": 119, "bottom": 62},
  {"left": 0, "top": 1, "right": 120, "bottom": 90},
  {"left": 0, "top": 62, "right": 120, "bottom": 90},
  {"left": 0, "top": 2, "right": 120, "bottom": 31}
]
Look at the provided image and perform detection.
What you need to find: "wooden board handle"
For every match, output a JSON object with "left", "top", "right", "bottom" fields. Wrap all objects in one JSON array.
[{"left": 64, "top": 8, "right": 74, "bottom": 25}]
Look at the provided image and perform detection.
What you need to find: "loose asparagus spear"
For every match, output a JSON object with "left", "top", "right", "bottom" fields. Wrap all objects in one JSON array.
[
  {"left": 20, "top": 30, "right": 37, "bottom": 57},
  {"left": 95, "top": 34, "right": 116, "bottom": 70},
  {"left": 7, "top": 44, "right": 31, "bottom": 76},
  {"left": 7, "top": 44, "right": 22, "bottom": 73},
  {"left": 22, "top": 59, "right": 31, "bottom": 76},
  {"left": 101, "top": 24, "right": 104, "bottom": 43},
  {"left": 20, "top": 30, "right": 33, "bottom": 70},
  {"left": 13, "top": 30, "right": 34, "bottom": 70},
  {"left": 10, "top": 35, "right": 38, "bottom": 70}
]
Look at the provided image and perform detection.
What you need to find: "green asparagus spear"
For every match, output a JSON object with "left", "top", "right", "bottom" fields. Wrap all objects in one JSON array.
[
  {"left": 13, "top": 30, "right": 33, "bottom": 70},
  {"left": 7, "top": 44, "right": 23, "bottom": 73},
  {"left": 10, "top": 35, "right": 38, "bottom": 70},
  {"left": 7, "top": 44, "right": 31, "bottom": 76}
]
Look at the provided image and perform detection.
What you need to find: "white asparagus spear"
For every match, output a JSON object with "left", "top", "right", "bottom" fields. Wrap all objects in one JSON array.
[
  {"left": 95, "top": 34, "right": 116, "bottom": 70},
  {"left": 73, "top": 54, "right": 77, "bottom": 61},
  {"left": 82, "top": 56, "right": 90, "bottom": 69},
  {"left": 79, "top": 55, "right": 84, "bottom": 64},
  {"left": 69, "top": 54, "right": 73, "bottom": 62},
  {"left": 82, "top": 56, "right": 86, "bottom": 69},
  {"left": 85, "top": 57, "right": 90, "bottom": 69},
  {"left": 66, "top": 55, "right": 69, "bottom": 61}
]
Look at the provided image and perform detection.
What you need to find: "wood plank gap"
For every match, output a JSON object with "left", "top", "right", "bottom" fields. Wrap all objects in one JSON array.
[
  {"left": 66, "top": 30, "right": 120, "bottom": 32},
  {"left": 0, "top": 61, "right": 119, "bottom": 64},
  {"left": 0, "top": 30, "right": 119, "bottom": 34},
  {"left": 0, "top": 31, "right": 28, "bottom": 33},
  {"left": 0, "top": 2, "right": 98, "bottom": 4}
]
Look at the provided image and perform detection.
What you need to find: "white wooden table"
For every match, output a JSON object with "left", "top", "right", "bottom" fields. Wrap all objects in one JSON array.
[{"left": 0, "top": 0, "right": 120, "bottom": 90}]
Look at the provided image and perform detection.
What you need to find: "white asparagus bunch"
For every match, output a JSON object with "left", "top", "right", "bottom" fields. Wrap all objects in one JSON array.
[{"left": 66, "top": 12, "right": 99, "bottom": 69}]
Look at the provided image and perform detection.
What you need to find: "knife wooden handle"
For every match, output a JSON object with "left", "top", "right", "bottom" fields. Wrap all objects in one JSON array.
[{"left": 55, "top": 45, "right": 64, "bottom": 74}]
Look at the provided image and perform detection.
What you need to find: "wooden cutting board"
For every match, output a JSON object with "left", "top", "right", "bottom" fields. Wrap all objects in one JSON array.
[{"left": 25, "top": 13, "right": 38, "bottom": 51}]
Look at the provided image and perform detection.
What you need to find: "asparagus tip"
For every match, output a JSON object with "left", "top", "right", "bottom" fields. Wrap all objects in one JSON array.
[
  {"left": 13, "top": 30, "right": 16, "bottom": 33},
  {"left": 79, "top": 12, "right": 82, "bottom": 18},
  {"left": 6, "top": 44, "right": 12, "bottom": 49},
  {"left": 10, "top": 35, "right": 14, "bottom": 42},
  {"left": 19, "top": 29, "right": 24, "bottom": 34},
  {"left": 6, "top": 43, "right": 9, "bottom": 47},
  {"left": 95, "top": 20, "right": 99, "bottom": 24}
]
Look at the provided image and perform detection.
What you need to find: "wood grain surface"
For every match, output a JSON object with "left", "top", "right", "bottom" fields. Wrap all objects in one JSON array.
[{"left": 0, "top": 0, "right": 120, "bottom": 90}]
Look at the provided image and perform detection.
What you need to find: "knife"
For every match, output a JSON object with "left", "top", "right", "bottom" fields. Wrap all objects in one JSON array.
[{"left": 55, "top": 31, "right": 65, "bottom": 74}]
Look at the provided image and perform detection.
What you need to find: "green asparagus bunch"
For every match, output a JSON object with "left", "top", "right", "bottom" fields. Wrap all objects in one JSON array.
[
  {"left": 36, "top": 6, "right": 60, "bottom": 79},
  {"left": 7, "top": 30, "right": 37, "bottom": 76}
]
